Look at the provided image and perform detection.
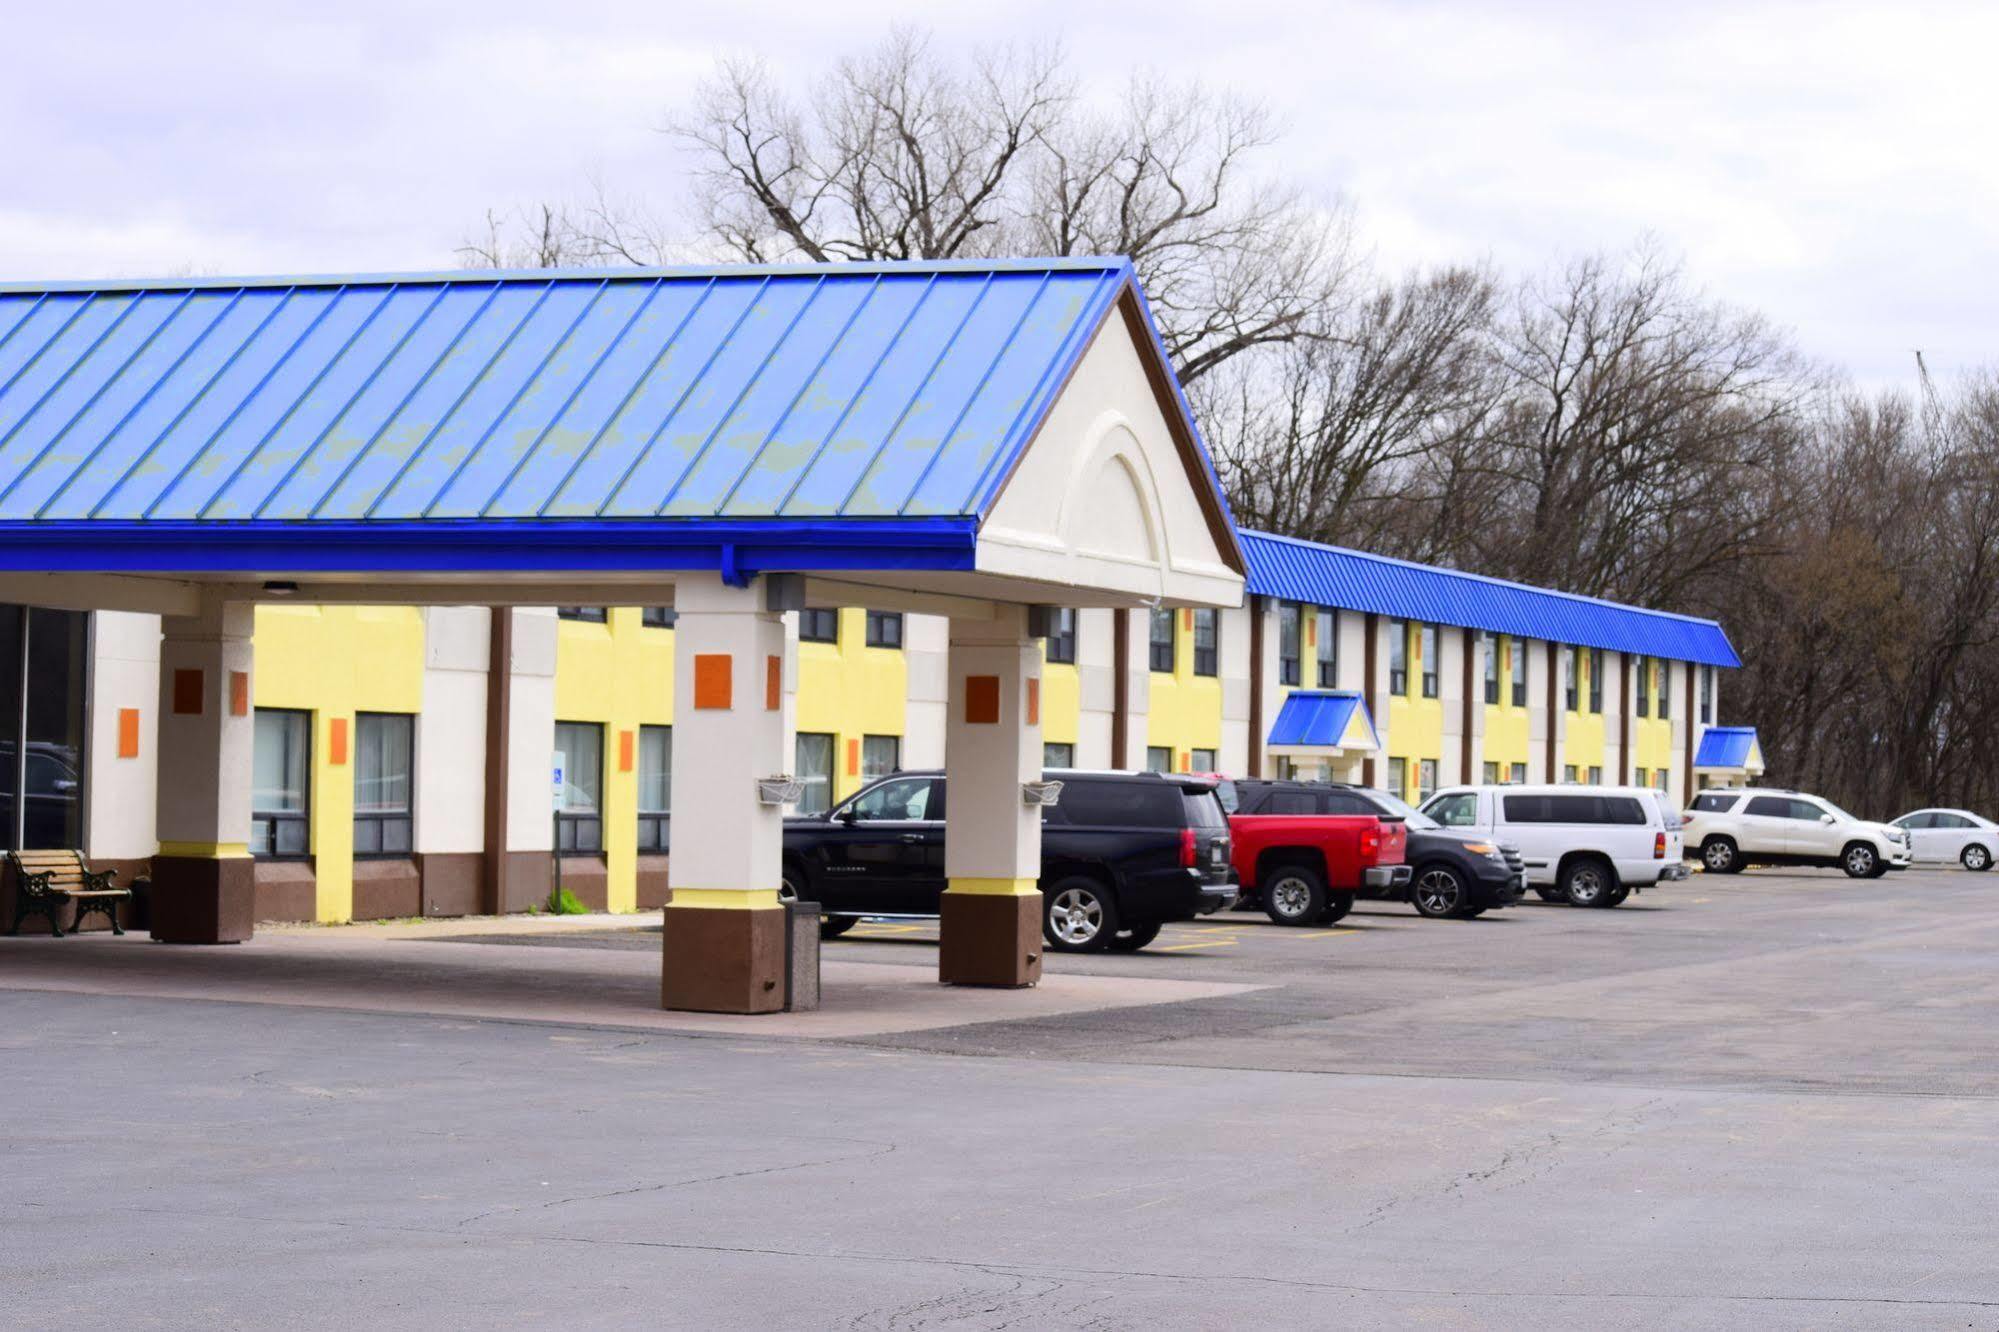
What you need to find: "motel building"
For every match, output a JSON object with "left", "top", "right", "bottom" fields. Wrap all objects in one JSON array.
[{"left": 0, "top": 258, "right": 1760, "bottom": 1012}]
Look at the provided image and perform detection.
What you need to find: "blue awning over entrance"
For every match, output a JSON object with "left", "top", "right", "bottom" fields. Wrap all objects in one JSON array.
[
  {"left": 1265, "top": 690, "right": 1379, "bottom": 756},
  {"left": 1694, "top": 726, "right": 1763, "bottom": 769}
]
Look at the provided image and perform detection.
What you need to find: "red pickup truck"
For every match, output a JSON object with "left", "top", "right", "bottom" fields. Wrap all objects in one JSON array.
[{"left": 1222, "top": 784, "right": 1411, "bottom": 926}]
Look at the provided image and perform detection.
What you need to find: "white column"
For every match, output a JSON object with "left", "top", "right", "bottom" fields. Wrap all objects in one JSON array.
[
  {"left": 151, "top": 599, "right": 256, "bottom": 943},
  {"left": 660, "top": 573, "right": 790, "bottom": 1013},
  {"left": 938, "top": 606, "right": 1044, "bottom": 987}
]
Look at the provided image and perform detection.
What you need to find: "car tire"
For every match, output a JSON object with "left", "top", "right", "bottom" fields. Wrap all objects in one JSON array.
[
  {"left": 819, "top": 915, "right": 858, "bottom": 939},
  {"left": 1533, "top": 887, "right": 1564, "bottom": 903},
  {"left": 1701, "top": 837, "right": 1743, "bottom": 874},
  {"left": 1561, "top": 856, "right": 1619, "bottom": 908},
  {"left": 1411, "top": 864, "right": 1470, "bottom": 919},
  {"left": 1044, "top": 877, "right": 1119, "bottom": 952},
  {"left": 1841, "top": 842, "right": 1880, "bottom": 879},
  {"left": 1962, "top": 844, "right": 1993, "bottom": 872},
  {"left": 1105, "top": 923, "right": 1163, "bottom": 952},
  {"left": 1262, "top": 864, "right": 1328, "bottom": 927},
  {"left": 1605, "top": 884, "right": 1632, "bottom": 907},
  {"left": 1319, "top": 892, "right": 1355, "bottom": 925}
]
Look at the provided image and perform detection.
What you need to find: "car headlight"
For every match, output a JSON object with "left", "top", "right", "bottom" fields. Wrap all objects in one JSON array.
[{"left": 1464, "top": 841, "right": 1506, "bottom": 861}]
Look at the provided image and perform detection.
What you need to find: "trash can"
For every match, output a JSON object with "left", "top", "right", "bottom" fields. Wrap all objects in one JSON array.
[{"left": 783, "top": 898, "right": 821, "bottom": 1012}]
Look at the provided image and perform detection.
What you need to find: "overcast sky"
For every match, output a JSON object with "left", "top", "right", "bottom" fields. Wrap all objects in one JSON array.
[{"left": 6, "top": 1, "right": 1992, "bottom": 387}]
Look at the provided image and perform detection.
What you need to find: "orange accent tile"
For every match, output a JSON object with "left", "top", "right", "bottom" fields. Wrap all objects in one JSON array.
[
  {"left": 329, "top": 717, "right": 349, "bottom": 766},
  {"left": 1026, "top": 677, "right": 1040, "bottom": 726},
  {"left": 846, "top": 737, "right": 860, "bottom": 776},
  {"left": 116, "top": 708, "right": 140, "bottom": 759},
  {"left": 619, "top": 729, "right": 635, "bottom": 773},
  {"left": 965, "top": 675, "right": 1000, "bottom": 725},
  {"left": 1182, "top": 607, "right": 1193, "bottom": 631},
  {"left": 693, "top": 653, "right": 733, "bottom": 710},
  {"left": 766, "top": 654, "right": 781, "bottom": 711},
  {"left": 171, "top": 669, "right": 203, "bottom": 716},
  {"left": 1305, "top": 614, "right": 1316, "bottom": 647},
  {"left": 1180, "top": 750, "right": 1191, "bottom": 772},
  {"left": 229, "top": 670, "right": 249, "bottom": 717}
]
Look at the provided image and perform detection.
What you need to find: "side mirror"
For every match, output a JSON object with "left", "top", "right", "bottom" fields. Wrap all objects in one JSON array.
[
  {"left": 1820, "top": 813, "right": 1835, "bottom": 824},
  {"left": 836, "top": 806, "right": 858, "bottom": 825}
]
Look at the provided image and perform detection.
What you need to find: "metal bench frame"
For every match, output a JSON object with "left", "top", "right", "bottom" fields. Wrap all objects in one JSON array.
[{"left": 7, "top": 849, "right": 130, "bottom": 937}]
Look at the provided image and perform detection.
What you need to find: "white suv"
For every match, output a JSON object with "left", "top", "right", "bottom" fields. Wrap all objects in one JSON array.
[
  {"left": 1422, "top": 784, "right": 1686, "bottom": 908},
  {"left": 1681, "top": 788, "right": 1912, "bottom": 878}
]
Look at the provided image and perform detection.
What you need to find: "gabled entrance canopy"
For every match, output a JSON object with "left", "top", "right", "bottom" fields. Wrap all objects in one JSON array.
[
  {"left": 0, "top": 259, "right": 1241, "bottom": 617},
  {"left": 1264, "top": 690, "right": 1381, "bottom": 763},
  {"left": 1694, "top": 726, "right": 1765, "bottom": 780}
]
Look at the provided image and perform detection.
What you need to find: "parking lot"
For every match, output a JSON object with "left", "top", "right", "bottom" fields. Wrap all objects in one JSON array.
[{"left": 6, "top": 867, "right": 1998, "bottom": 1328}]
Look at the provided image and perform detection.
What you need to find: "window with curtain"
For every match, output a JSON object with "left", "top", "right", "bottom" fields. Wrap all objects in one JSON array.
[
  {"left": 1192, "top": 609, "right": 1218, "bottom": 677},
  {"left": 1145, "top": 745, "right": 1172, "bottom": 773},
  {"left": 637, "top": 724, "right": 670, "bottom": 852},
  {"left": 1483, "top": 633, "right": 1499, "bottom": 705},
  {"left": 1700, "top": 666, "right": 1714, "bottom": 723},
  {"left": 1511, "top": 637, "right": 1529, "bottom": 707},
  {"left": 1043, "top": 741, "right": 1075, "bottom": 768},
  {"left": 1388, "top": 620, "right": 1408, "bottom": 695},
  {"left": 353, "top": 712, "right": 414, "bottom": 856},
  {"left": 553, "top": 720, "right": 603, "bottom": 852},
  {"left": 1420, "top": 624, "right": 1438, "bottom": 698},
  {"left": 798, "top": 609, "right": 839, "bottom": 643},
  {"left": 794, "top": 732, "right": 835, "bottom": 814},
  {"left": 1278, "top": 603, "right": 1301, "bottom": 686},
  {"left": 1045, "top": 609, "right": 1077, "bottom": 664},
  {"left": 1637, "top": 655, "right": 1652, "bottom": 717},
  {"left": 251, "top": 708, "right": 311, "bottom": 857},
  {"left": 865, "top": 611, "right": 903, "bottom": 649},
  {"left": 1564, "top": 647, "right": 1579, "bottom": 711},
  {"left": 1657, "top": 662, "right": 1671, "bottom": 719},
  {"left": 861, "top": 734, "right": 900, "bottom": 780},
  {"left": 1315, "top": 608, "right": 1337, "bottom": 687},
  {"left": 1191, "top": 747, "right": 1218, "bottom": 772},
  {"left": 1589, "top": 649, "right": 1604, "bottom": 713},
  {"left": 1387, "top": 756, "right": 1407, "bottom": 800},
  {"left": 1148, "top": 608, "right": 1176, "bottom": 673}
]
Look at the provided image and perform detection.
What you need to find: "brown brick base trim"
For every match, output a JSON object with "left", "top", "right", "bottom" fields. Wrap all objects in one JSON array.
[
  {"left": 253, "top": 860, "right": 316, "bottom": 922},
  {"left": 661, "top": 903, "right": 785, "bottom": 1013},
  {"left": 151, "top": 855, "right": 256, "bottom": 944},
  {"left": 635, "top": 855, "right": 671, "bottom": 910},
  {"left": 352, "top": 859, "right": 421, "bottom": 920},
  {"left": 417, "top": 852, "right": 482, "bottom": 918},
  {"left": 939, "top": 890, "right": 1043, "bottom": 988}
]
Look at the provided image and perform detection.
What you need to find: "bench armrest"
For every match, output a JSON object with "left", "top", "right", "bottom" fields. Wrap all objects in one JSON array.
[{"left": 82, "top": 868, "right": 118, "bottom": 893}]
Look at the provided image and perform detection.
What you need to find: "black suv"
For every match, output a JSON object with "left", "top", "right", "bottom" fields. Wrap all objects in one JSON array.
[
  {"left": 782, "top": 769, "right": 1236, "bottom": 952},
  {"left": 1227, "top": 779, "right": 1525, "bottom": 918}
]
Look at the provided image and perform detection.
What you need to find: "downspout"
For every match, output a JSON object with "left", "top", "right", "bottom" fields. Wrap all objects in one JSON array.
[
  {"left": 1684, "top": 668, "right": 1697, "bottom": 806},
  {"left": 1460, "top": 627, "right": 1474, "bottom": 784},
  {"left": 1362, "top": 613, "right": 1379, "bottom": 787},
  {"left": 1545, "top": 645, "right": 1558, "bottom": 780},
  {"left": 1246, "top": 595, "right": 1264, "bottom": 778},
  {"left": 1619, "top": 655, "right": 1632, "bottom": 784}
]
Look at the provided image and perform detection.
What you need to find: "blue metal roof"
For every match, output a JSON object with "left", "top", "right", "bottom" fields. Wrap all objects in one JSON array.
[
  {"left": 1265, "top": 690, "right": 1377, "bottom": 752},
  {"left": 1240, "top": 530, "right": 1741, "bottom": 669},
  {"left": 1694, "top": 726, "right": 1761, "bottom": 768},
  {"left": 0, "top": 259, "right": 1155, "bottom": 574}
]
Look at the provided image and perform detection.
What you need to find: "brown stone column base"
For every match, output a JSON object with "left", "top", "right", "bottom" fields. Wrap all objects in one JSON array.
[
  {"left": 939, "top": 889, "right": 1043, "bottom": 988},
  {"left": 149, "top": 856, "right": 256, "bottom": 944},
  {"left": 661, "top": 902, "right": 786, "bottom": 1013}
]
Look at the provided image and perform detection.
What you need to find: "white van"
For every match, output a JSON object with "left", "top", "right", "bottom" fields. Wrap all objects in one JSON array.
[{"left": 1420, "top": 784, "right": 1687, "bottom": 907}]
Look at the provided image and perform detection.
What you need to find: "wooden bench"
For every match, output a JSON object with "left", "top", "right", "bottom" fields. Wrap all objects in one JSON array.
[{"left": 7, "top": 849, "right": 131, "bottom": 937}]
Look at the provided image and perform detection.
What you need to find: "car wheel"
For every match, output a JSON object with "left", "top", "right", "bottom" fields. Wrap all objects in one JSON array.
[
  {"left": 1319, "top": 892, "right": 1355, "bottom": 925},
  {"left": 1701, "top": 837, "right": 1742, "bottom": 874},
  {"left": 1605, "top": 885, "right": 1631, "bottom": 907},
  {"left": 1411, "top": 865, "right": 1469, "bottom": 918},
  {"left": 1533, "top": 887, "right": 1564, "bottom": 903},
  {"left": 1560, "top": 856, "right": 1618, "bottom": 908},
  {"left": 1044, "top": 877, "right": 1119, "bottom": 952},
  {"left": 1105, "top": 923, "right": 1163, "bottom": 952},
  {"left": 1962, "top": 844, "right": 1993, "bottom": 872},
  {"left": 1262, "top": 865, "right": 1328, "bottom": 926},
  {"left": 819, "top": 915, "right": 858, "bottom": 939},
  {"left": 1841, "top": 842, "right": 1879, "bottom": 879}
]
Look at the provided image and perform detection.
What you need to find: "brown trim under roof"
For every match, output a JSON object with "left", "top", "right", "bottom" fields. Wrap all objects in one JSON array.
[
  {"left": 1545, "top": 645, "right": 1559, "bottom": 779},
  {"left": 1461, "top": 627, "right": 1476, "bottom": 782},
  {"left": 1362, "top": 613, "right": 1379, "bottom": 787},
  {"left": 1619, "top": 654, "right": 1632, "bottom": 783},
  {"left": 1247, "top": 594, "right": 1265, "bottom": 777},
  {"left": 481, "top": 607, "right": 511, "bottom": 915},
  {"left": 1111, "top": 608, "right": 1130, "bottom": 768},
  {"left": 1684, "top": 668, "right": 1698, "bottom": 805}
]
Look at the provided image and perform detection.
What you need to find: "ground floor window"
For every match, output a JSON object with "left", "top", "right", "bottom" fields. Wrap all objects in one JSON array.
[
  {"left": 554, "top": 721, "right": 604, "bottom": 852},
  {"left": 0, "top": 605, "right": 87, "bottom": 851},
  {"left": 1588, "top": 765, "right": 1603, "bottom": 784},
  {"left": 1387, "top": 757, "right": 1407, "bottom": 801},
  {"left": 1191, "top": 747, "right": 1217, "bottom": 772},
  {"left": 795, "top": 732, "right": 835, "bottom": 814},
  {"left": 861, "top": 734, "right": 900, "bottom": 781},
  {"left": 353, "top": 712, "right": 414, "bottom": 855},
  {"left": 1145, "top": 745, "right": 1172, "bottom": 773},
  {"left": 252, "top": 708, "right": 311, "bottom": 857},
  {"left": 637, "top": 724, "right": 670, "bottom": 852},
  {"left": 1483, "top": 761, "right": 1499, "bottom": 784},
  {"left": 1043, "top": 741, "right": 1075, "bottom": 768},
  {"left": 1563, "top": 764, "right": 1578, "bottom": 783},
  {"left": 1653, "top": 769, "right": 1669, "bottom": 792},
  {"left": 1417, "top": 759, "right": 1438, "bottom": 800},
  {"left": 1510, "top": 762, "right": 1527, "bottom": 784}
]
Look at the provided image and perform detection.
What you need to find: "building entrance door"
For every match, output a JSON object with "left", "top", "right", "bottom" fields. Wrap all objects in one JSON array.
[{"left": 0, "top": 606, "right": 89, "bottom": 851}]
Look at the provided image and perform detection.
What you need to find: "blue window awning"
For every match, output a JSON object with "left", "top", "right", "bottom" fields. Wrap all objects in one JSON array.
[
  {"left": 1694, "top": 726, "right": 1763, "bottom": 770},
  {"left": 1265, "top": 690, "right": 1380, "bottom": 756}
]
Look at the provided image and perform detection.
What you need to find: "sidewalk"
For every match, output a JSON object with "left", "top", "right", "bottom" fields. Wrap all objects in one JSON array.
[{"left": 0, "top": 913, "right": 1260, "bottom": 1040}]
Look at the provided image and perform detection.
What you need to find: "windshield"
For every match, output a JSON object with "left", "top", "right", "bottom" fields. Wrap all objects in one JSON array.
[
  {"left": 1368, "top": 789, "right": 1439, "bottom": 831},
  {"left": 1815, "top": 797, "right": 1861, "bottom": 824}
]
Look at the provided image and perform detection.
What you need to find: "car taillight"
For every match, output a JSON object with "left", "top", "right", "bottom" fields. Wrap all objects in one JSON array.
[
  {"left": 1180, "top": 827, "right": 1197, "bottom": 868},
  {"left": 1654, "top": 831, "right": 1667, "bottom": 859},
  {"left": 1362, "top": 826, "right": 1380, "bottom": 861}
]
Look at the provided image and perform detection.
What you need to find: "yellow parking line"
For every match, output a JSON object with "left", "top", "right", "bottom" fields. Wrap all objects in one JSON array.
[
  {"left": 1158, "top": 937, "right": 1238, "bottom": 952},
  {"left": 1298, "top": 928, "right": 1360, "bottom": 939}
]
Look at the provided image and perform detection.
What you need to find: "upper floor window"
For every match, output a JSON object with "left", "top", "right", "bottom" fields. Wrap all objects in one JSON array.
[
  {"left": 1148, "top": 607, "right": 1176, "bottom": 673},
  {"left": 1564, "top": 646, "right": 1579, "bottom": 712},
  {"left": 1388, "top": 619, "right": 1409, "bottom": 695},
  {"left": 1482, "top": 633, "right": 1500, "bottom": 705},
  {"left": 1700, "top": 665, "right": 1714, "bottom": 724},
  {"left": 1657, "top": 661, "right": 1671, "bottom": 720},
  {"left": 1316, "top": 608, "right": 1338, "bottom": 687},
  {"left": 641, "top": 607, "right": 676, "bottom": 629},
  {"left": 1045, "top": 608, "right": 1077, "bottom": 665},
  {"left": 557, "top": 607, "right": 607, "bottom": 623},
  {"left": 1511, "top": 637, "right": 1528, "bottom": 707},
  {"left": 251, "top": 708, "right": 310, "bottom": 857},
  {"left": 1277, "top": 603, "right": 1301, "bottom": 686},
  {"left": 1419, "top": 623, "right": 1439, "bottom": 699},
  {"left": 353, "top": 712, "right": 414, "bottom": 856},
  {"left": 1636, "top": 655, "right": 1652, "bottom": 717},
  {"left": 1192, "top": 609, "right": 1218, "bottom": 677},
  {"left": 798, "top": 608, "right": 839, "bottom": 644},
  {"left": 865, "top": 611, "right": 903, "bottom": 649},
  {"left": 1588, "top": 648, "right": 1604, "bottom": 713}
]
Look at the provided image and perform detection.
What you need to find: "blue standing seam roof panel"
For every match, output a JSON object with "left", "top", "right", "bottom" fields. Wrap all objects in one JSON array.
[
  {"left": 1265, "top": 690, "right": 1373, "bottom": 750},
  {"left": 1694, "top": 727, "right": 1760, "bottom": 768},
  {"left": 1240, "top": 529, "right": 1742, "bottom": 670},
  {"left": 0, "top": 261, "right": 1137, "bottom": 531}
]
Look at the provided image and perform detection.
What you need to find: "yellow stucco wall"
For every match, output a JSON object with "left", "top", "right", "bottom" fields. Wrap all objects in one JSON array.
[
  {"left": 553, "top": 610, "right": 675, "bottom": 913},
  {"left": 1384, "top": 621, "right": 1443, "bottom": 801},
  {"left": 1145, "top": 609, "right": 1223, "bottom": 769},
  {"left": 1482, "top": 636, "right": 1531, "bottom": 778},
  {"left": 1634, "top": 660, "right": 1674, "bottom": 783},
  {"left": 794, "top": 608, "right": 909, "bottom": 804},
  {"left": 1040, "top": 657, "right": 1080, "bottom": 752},
  {"left": 1563, "top": 650, "right": 1608, "bottom": 777},
  {"left": 253, "top": 605, "right": 426, "bottom": 923}
]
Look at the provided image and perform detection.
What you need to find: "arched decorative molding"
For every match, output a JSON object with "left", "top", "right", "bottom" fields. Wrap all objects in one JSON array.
[{"left": 1053, "top": 409, "right": 1172, "bottom": 587}]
